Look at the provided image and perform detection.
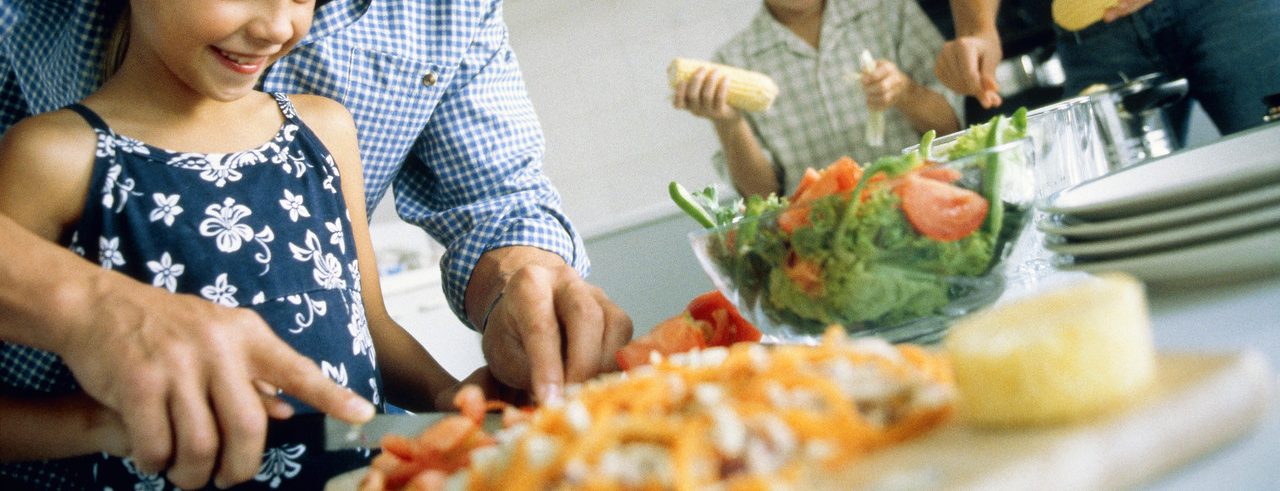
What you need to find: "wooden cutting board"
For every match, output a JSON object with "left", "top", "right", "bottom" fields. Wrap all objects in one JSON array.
[{"left": 327, "top": 352, "right": 1275, "bottom": 491}]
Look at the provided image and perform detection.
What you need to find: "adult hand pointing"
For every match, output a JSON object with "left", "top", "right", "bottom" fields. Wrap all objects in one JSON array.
[{"left": 0, "top": 217, "right": 375, "bottom": 489}]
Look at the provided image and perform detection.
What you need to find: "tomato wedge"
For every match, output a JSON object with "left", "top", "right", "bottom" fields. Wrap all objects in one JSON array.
[
  {"left": 616, "top": 291, "right": 761, "bottom": 370},
  {"left": 915, "top": 163, "right": 962, "bottom": 183},
  {"left": 686, "top": 290, "right": 762, "bottom": 346},
  {"left": 615, "top": 313, "right": 708, "bottom": 370},
  {"left": 897, "top": 174, "right": 989, "bottom": 242},
  {"left": 790, "top": 157, "right": 862, "bottom": 206},
  {"left": 777, "top": 204, "right": 811, "bottom": 234}
]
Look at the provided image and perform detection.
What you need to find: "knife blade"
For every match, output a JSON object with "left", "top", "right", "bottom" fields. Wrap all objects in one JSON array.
[{"left": 323, "top": 412, "right": 504, "bottom": 451}]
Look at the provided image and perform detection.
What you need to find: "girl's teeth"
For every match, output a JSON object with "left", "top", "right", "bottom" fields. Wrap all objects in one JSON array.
[{"left": 220, "top": 49, "right": 254, "bottom": 65}]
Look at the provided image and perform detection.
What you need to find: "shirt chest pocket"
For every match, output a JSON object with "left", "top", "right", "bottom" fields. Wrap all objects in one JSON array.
[{"left": 343, "top": 49, "right": 452, "bottom": 151}]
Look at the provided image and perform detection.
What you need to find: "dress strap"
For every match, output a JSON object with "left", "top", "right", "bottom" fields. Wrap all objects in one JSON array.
[
  {"left": 270, "top": 92, "right": 301, "bottom": 123},
  {"left": 64, "top": 103, "right": 113, "bottom": 133}
]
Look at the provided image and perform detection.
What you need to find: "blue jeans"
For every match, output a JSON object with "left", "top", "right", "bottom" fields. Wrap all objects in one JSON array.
[{"left": 1055, "top": 0, "right": 1280, "bottom": 139}]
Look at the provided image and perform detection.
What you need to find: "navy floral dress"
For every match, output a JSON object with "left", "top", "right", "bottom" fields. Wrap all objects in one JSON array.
[{"left": 0, "top": 94, "right": 384, "bottom": 490}]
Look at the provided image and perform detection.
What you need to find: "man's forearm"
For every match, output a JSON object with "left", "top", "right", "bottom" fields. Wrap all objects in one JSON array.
[
  {"left": 897, "top": 83, "right": 962, "bottom": 136},
  {"left": 713, "top": 117, "right": 780, "bottom": 198},
  {"left": 950, "top": 0, "right": 1001, "bottom": 37},
  {"left": 0, "top": 215, "right": 101, "bottom": 352}
]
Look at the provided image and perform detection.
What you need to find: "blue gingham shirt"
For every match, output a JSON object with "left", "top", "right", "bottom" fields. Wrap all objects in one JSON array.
[{"left": 0, "top": 0, "right": 589, "bottom": 325}]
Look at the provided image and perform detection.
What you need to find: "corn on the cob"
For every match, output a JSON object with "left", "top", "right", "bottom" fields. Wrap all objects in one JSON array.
[{"left": 668, "top": 57, "right": 779, "bottom": 113}]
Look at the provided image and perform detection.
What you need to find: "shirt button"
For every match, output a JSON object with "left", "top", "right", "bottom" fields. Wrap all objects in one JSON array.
[{"left": 421, "top": 72, "right": 437, "bottom": 87}]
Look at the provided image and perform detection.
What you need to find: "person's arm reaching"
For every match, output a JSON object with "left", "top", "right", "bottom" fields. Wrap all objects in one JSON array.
[
  {"left": 868, "top": 0, "right": 961, "bottom": 136},
  {"left": 936, "top": 0, "right": 1004, "bottom": 108},
  {"left": 393, "top": 0, "right": 632, "bottom": 404},
  {"left": 861, "top": 60, "right": 960, "bottom": 136},
  {"left": 672, "top": 67, "right": 781, "bottom": 198},
  {"left": 0, "top": 394, "right": 127, "bottom": 462},
  {"left": 0, "top": 114, "right": 375, "bottom": 489}
]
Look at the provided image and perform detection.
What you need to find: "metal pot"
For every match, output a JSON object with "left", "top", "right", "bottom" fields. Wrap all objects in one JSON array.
[{"left": 1085, "top": 73, "right": 1189, "bottom": 170}]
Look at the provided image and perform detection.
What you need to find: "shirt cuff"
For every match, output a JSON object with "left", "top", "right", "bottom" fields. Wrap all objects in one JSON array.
[{"left": 437, "top": 206, "right": 589, "bottom": 331}]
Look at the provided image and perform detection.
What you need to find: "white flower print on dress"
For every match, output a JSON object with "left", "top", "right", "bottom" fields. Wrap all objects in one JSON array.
[
  {"left": 348, "top": 294, "right": 375, "bottom": 368},
  {"left": 275, "top": 147, "right": 310, "bottom": 179},
  {"left": 321, "top": 360, "right": 348, "bottom": 386},
  {"left": 321, "top": 154, "right": 339, "bottom": 193},
  {"left": 274, "top": 93, "right": 298, "bottom": 119},
  {"left": 316, "top": 252, "right": 345, "bottom": 290},
  {"left": 252, "top": 291, "right": 267, "bottom": 305},
  {"left": 326, "top": 218, "right": 345, "bottom": 254},
  {"left": 285, "top": 293, "right": 328, "bottom": 333},
  {"left": 200, "top": 197, "right": 255, "bottom": 252},
  {"left": 226, "top": 148, "right": 268, "bottom": 169},
  {"left": 199, "top": 198, "right": 275, "bottom": 274},
  {"left": 148, "top": 193, "right": 183, "bottom": 226},
  {"left": 168, "top": 153, "right": 244, "bottom": 188},
  {"left": 101, "top": 163, "right": 142, "bottom": 212},
  {"left": 121, "top": 457, "right": 165, "bottom": 491},
  {"left": 200, "top": 273, "right": 239, "bottom": 307},
  {"left": 99, "top": 236, "right": 125, "bottom": 269},
  {"left": 289, "top": 230, "right": 347, "bottom": 290},
  {"left": 111, "top": 134, "right": 150, "bottom": 155},
  {"left": 369, "top": 377, "right": 381, "bottom": 407},
  {"left": 68, "top": 231, "right": 85, "bottom": 257},
  {"left": 279, "top": 189, "right": 311, "bottom": 222},
  {"left": 146, "top": 252, "right": 184, "bottom": 292},
  {"left": 255, "top": 444, "right": 306, "bottom": 488},
  {"left": 348, "top": 259, "right": 361, "bottom": 293},
  {"left": 92, "top": 132, "right": 115, "bottom": 159}
]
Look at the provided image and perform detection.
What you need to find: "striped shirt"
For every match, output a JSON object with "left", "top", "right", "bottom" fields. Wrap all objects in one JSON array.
[
  {"left": 0, "top": 0, "right": 588, "bottom": 325},
  {"left": 713, "top": 0, "right": 960, "bottom": 193}
]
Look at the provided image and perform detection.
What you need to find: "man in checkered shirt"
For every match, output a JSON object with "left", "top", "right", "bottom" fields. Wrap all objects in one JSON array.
[{"left": 0, "top": 0, "right": 632, "bottom": 485}]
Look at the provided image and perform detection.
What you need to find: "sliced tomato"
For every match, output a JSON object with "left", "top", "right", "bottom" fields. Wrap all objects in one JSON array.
[
  {"left": 897, "top": 174, "right": 989, "bottom": 242},
  {"left": 790, "top": 168, "right": 822, "bottom": 202},
  {"left": 685, "top": 290, "right": 762, "bottom": 346},
  {"left": 776, "top": 203, "right": 811, "bottom": 234},
  {"left": 615, "top": 313, "right": 708, "bottom": 370},
  {"left": 915, "top": 163, "right": 962, "bottom": 183},
  {"left": 791, "top": 156, "right": 862, "bottom": 206}
]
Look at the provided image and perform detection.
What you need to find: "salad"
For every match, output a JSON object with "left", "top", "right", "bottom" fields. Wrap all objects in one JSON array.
[{"left": 676, "top": 110, "right": 1032, "bottom": 341}]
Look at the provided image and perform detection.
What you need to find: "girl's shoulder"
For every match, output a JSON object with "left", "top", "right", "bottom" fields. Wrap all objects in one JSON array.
[
  {"left": 1, "top": 108, "right": 99, "bottom": 159},
  {"left": 281, "top": 93, "right": 361, "bottom": 175},
  {"left": 284, "top": 93, "right": 357, "bottom": 145},
  {"left": 0, "top": 108, "right": 101, "bottom": 240},
  {"left": 285, "top": 93, "right": 355, "bottom": 129},
  {"left": 0, "top": 108, "right": 99, "bottom": 182}
]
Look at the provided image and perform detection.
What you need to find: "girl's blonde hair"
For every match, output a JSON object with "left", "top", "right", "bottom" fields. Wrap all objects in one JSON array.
[{"left": 102, "top": 0, "right": 130, "bottom": 81}]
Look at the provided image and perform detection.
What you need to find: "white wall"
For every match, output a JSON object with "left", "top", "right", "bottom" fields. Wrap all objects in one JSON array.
[{"left": 505, "top": 0, "right": 759, "bottom": 237}]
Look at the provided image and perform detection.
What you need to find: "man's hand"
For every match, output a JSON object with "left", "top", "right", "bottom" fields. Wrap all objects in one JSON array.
[
  {"left": 935, "top": 33, "right": 1004, "bottom": 109},
  {"left": 469, "top": 247, "right": 632, "bottom": 404},
  {"left": 1103, "top": 0, "right": 1153, "bottom": 22},
  {"left": 861, "top": 59, "right": 913, "bottom": 110},
  {"left": 672, "top": 66, "right": 743, "bottom": 124},
  {"left": 54, "top": 278, "right": 375, "bottom": 489}
]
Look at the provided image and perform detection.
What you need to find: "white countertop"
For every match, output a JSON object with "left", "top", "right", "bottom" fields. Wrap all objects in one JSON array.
[{"left": 1130, "top": 274, "right": 1279, "bottom": 490}]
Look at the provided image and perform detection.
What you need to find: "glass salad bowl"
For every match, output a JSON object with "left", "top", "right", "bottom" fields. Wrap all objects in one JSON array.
[{"left": 682, "top": 115, "right": 1036, "bottom": 344}]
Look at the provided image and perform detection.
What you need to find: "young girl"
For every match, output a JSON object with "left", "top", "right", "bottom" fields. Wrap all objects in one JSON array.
[{"left": 0, "top": 0, "right": 470, "bottom": 488}]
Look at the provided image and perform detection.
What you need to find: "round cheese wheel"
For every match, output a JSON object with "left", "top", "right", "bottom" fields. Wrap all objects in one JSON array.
[{"left": 944, "top": 273, "right": 1156, "bottom": 426}]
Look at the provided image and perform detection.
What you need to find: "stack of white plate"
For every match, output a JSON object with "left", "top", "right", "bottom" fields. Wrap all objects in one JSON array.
[{"left": 1039, "top": 123, "right": 1280, "bottom": 286}]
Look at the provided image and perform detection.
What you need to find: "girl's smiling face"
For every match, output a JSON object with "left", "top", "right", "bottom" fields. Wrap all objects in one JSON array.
[{"left": 126, "top": 0, "right": 315, "bottom": 101}]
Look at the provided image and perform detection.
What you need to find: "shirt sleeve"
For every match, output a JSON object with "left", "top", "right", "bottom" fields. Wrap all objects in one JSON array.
[
  {"left": 390, "top": 1, "right": 588, "bottom": 329},
  {"left": 894, "top": 0, "right": 963, "bottom": 121}
]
